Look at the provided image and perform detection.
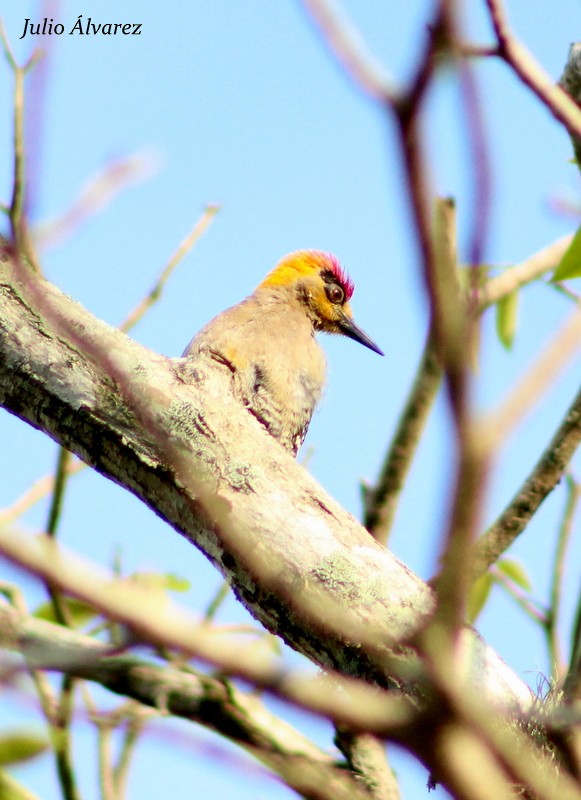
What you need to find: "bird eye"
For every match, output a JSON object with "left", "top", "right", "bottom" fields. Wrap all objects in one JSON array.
[{"left": 326, "top": 283, "right": 345, "bottom": 304}]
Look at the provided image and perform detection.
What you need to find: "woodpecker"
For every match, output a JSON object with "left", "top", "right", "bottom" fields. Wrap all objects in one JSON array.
[{"left": 183, "top": 250, "right": 383, "bottom": 455}]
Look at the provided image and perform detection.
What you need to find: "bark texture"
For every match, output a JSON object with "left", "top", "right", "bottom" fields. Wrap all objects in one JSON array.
[{"left": 0, "top": 246, "right": 530, "bottom": 708}]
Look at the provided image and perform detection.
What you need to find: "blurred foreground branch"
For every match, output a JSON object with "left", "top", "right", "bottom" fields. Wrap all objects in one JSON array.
[{"left": 0, "top": 603, "right": 373, "bottom": 800}]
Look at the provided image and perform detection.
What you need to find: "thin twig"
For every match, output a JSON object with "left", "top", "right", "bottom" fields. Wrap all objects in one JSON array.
[
  {"left": 479, "top": 234, "right": 573, "bottom": 309},
  {"left": 394, "top": 113, "right": 436, "bottom": 331},
  {"left": 42, "top": 446, "right": 81, "bottom": 800},
  {"left": 0, "top": 459, "right": 84, "bottom": 526},
  {"left": 24, "top": 0, "right": 62, "bottom": 219},
  {"left": 486, "top": 301, "right": 581, "bottom": 448},
  {"left": 552, "top": 282, "right": 581, "bottom": 304},
  {"left": 44, "top": 447, "right": 73, "bottom": 626},
  {"left": 490, "top": 566, "right": 548, "bottom": 626},
  {"left": 5, "top": 587, "right": 80, "bottom": 800},
  {"left": 566, "top": 586, "right": 581, "bottom": 701},
  {"left": 113, "top": 711, "right": 147, "bottom": 800},
  {"left": 46, "top": 447, "right": 72, "bottom": 537},
  {"left": 1, "top": 460, "right": 80, "bottom": 800},
  {"left": 460, "top": 43, "right": 500, "bottom": 59},
  {"left": 484, "top": 0, "right": 581, "bottom": 142},
  {"left": 10, "top": 59, "right": 26, "bottom": 234},
  {"left": 428, "top": 196, "right": 489, "bottom": 635},
  {"left": 96, "top": 723, "right": 116, "bottom": 800},
  {"left": 53, "top": 675, "right": 82, "bottom": 800},
  {"left": 0, "top": 21, "right": 42, "bottom": 272},
  {"left": 0, "top": 583, "right": 59, "bottom": 725},
  {"left": 363, "top": 331, "right": 441, "bottom": 544},
  {"left": 432, "top": 422, "right": 490, "bottom": 629},
  {"left": 397, "top": 1, "right": 452, "bottom": 120},
  {"left": 546, "top": 475, "right": 580, "bottom": 683},
  {"left": 299, "top": 0, "right": 396, "bottom": 103},
  {"left": 119, "top": 204, "right": 220, "bottom": 333},
  {"left": 471, "top": 384, "right": 581, "bottom": 580},
  {"left": 458, "top": 54, "right": 492, "bottom": 275},
  {"left": 203, "top": 579, "right": 231, "bottom": 621},
  {"left": 334, "top": 728, "right": 400, "bottom": 800},
  {"left": 432, "top": 42, "right": 491, "bottom": 637},
  {"left": 37, "top": 151, "right": 158, "bottom": 251},
  {"left": 393, "top": 6, "right": 464, "bottom": 381}
]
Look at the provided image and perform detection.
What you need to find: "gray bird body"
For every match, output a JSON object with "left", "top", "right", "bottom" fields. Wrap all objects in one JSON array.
[
  {"left": 183, "top": 250, "right": 382, "bottom": 456},
  {"left": 183, "top": 285, "right": 326, "bottom": 455}
]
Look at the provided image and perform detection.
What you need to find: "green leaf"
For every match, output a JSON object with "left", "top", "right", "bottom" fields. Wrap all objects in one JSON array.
[
  {"left": 497, "top": 558, "right": 532, "bottom": 592},
  {"left": 467, "top": 572, "right": 494, "bottom": 623},
  {"left": 130, "top": 571, "right": 190, "bottom": 593},
  {"left": 0, "top": 732, "right": 48, "bottom": 767},
  {"left": 553, "top": 224, "right": 581, "bottom": 281},
  {"left": 495, "top": 290, "right": 519, "bottom": 349},
  {"left": 34, "top": 597, "right": 98, "bottom": 627},
  {"left": 0, "top": 770, "right": 41, "bottom": 800},
  {"left": 160, "top": 573, "right": 190, "bottom": 593}
]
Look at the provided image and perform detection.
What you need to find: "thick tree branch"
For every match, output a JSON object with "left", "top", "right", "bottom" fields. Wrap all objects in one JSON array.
[{"left": 0, "top": 248, "right": 531, "bottom": 714}]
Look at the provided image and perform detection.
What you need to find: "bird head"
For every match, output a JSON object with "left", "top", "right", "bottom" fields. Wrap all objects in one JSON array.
[{"left": 257, "top": 250, "right": 384, "bottom": 356}]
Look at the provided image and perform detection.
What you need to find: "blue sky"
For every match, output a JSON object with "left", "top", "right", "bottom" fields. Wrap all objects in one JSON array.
[{"left": 1, "top": 1, "right": 581, "bottom": 798}]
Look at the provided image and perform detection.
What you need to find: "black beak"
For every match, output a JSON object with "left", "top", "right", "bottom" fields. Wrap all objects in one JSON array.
[{"left": 338, "top": 316, "right": 384, "bottom": 356}]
